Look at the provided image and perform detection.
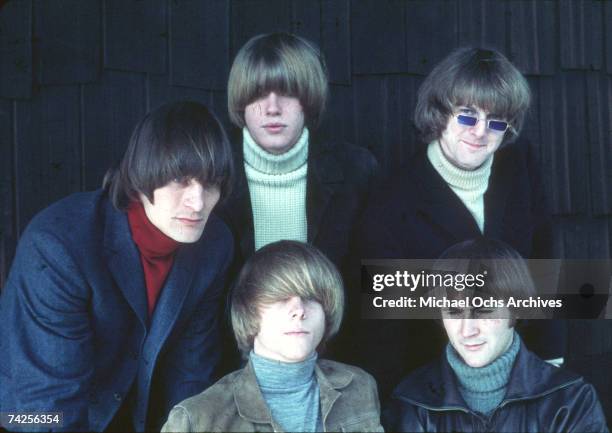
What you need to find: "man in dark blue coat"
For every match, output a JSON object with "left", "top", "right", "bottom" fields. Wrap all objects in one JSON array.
[{"left": 0, "top": 101, "right": 235, "bottom": 432}]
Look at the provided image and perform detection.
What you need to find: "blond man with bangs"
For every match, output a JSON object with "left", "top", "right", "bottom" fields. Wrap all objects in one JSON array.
[
  {"left": 354, "top": 46, "right": 564, "bottom": 402},
  {"left": 217, "top": 32, "right": 378, "bottom": 273},
  {"left": 162, "top": 240, "right": 383, "bottom": 432}
]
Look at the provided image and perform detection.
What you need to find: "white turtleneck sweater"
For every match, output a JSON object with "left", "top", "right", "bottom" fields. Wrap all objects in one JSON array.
[
  {"left": 427, "top": 141, "right": 494, "bottom": 233},
  {"left": 243, "top": 127, "right": 309, "bottom": 250}
]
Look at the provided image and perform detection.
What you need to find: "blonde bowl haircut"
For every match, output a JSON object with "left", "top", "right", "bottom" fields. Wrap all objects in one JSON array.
[
  {"left": 227, "top": 32, "right": 328, "bottom": 130},
  {"left": 414, "top": 47, "right": 531, "bottom": 147},
  {"left": 230, "top": 240, "right": 344, "bottom": 357}
]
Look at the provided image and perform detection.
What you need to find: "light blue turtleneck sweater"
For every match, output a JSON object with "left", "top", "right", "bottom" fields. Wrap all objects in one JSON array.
[
  {"left": 446, "top": 331, "right": 521, "bottom": 415},
  {"left": 250, "top": 351, "right": 322, "bottom": 432}
]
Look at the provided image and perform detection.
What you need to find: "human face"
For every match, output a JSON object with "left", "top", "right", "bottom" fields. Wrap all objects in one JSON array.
[
  {"left": 438, "top": 106, "right": 507, "bottom": 170},
  {"left": 140, "top": 179, "right": 220, "bottom": 243},
  {"left": 442, "top": 307, "right": 514, "bottom": 368},
  {"left": 244, "top": 92, "right": 305, "bottom": 155},
  {"left": 254, "top": 296, "right": 325, "bottom": 363}
]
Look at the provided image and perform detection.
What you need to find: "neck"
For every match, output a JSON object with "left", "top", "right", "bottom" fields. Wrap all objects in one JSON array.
[
  {"left": 250, "top": 350, "right": 317, "bottom": 389},
  {"left": 446, "top": 332, "right": 521, "bottom": 414},
  {"left": 428, "top": 140, "right": 494, "bottom": 189},
  {"left": 243, "top": 127, "right": 309, "bottom": 175}
]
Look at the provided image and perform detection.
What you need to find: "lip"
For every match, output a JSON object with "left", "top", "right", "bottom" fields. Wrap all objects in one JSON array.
[
  {"left": 263, "top": 123, "right": 286, "bottom": 133},
  {"left": 463, "top": 342, "right": 485, "bottom": 351},
  {"left": 175, "top": 217, "right": 203, "bottom": 227},
  {"left": 462, "top": 140, "right": 487, "bottom": 150},
  {"left": 285, "top": 330, "right": 309, "bottom": 336}
]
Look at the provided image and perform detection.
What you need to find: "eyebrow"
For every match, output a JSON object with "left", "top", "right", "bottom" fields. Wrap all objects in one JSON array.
[{"left": 458, "top": 105, "right": 506, "bottom": 120}]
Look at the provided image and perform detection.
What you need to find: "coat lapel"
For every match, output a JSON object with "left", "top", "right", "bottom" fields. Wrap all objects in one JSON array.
[
  {"left": 103, "top": 200, "right": 148, "bottom": 328},
  {"left": 146, "top": 242, "right": 197, "bottom": 350},
  {"left": 484, "top": 149, "right": 513, "bottom": 239},
  {"left": 413, "top": 155, "right": 481, "bottom": 242},
  {"left": 307, "top": 143, "right": 344, "bottom": 243},
  {"left": 226, "top": 147, "right": 256, "bottom": 258}
]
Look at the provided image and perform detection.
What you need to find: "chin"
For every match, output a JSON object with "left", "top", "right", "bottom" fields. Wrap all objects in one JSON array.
[
  {"left": 284, "top": 350, "right": 312, "bottom": 363},
  {"left": 169, "top": 232, "right": 203, "bottom": 244}
]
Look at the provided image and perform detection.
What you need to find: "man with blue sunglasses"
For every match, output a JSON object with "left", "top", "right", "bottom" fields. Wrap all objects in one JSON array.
[{"left": 352, "top": 47, "right": 565, "bottom": 403}]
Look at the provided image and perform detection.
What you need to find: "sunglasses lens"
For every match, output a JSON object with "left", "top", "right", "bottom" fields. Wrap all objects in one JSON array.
[
  {"left": 488, "top": 120, "right": 508, "bottom": 132},
  {"left": 456, "top": 114, "right": 477, "bottom": 126}
]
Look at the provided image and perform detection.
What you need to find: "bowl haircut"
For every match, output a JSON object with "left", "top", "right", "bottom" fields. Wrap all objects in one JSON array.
[
  {"left": 431, "top": 238, "right": 541, "bottom": 326},
  {"left": 227, "top": 32, "right": 328, "bottom": 130},
  {"left": 106, "top": 101, "right": 234, "bottom": 210},
  {"left": 231, "top": 240, "right": 344, "bottom": 358},
  {"left": 414, "top": 47, "right": 531, "bottom": 146}
]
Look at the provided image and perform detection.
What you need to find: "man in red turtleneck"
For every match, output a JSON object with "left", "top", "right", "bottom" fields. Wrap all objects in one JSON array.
[{"left": 0, "top": 101, "right": 235, "bottom": 432}]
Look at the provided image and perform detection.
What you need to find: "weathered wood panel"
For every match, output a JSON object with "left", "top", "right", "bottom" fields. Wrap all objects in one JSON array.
[
  {"left": 36, "top": 0, "right": 100, "bottom": 85},
  {"left": 82, "top": 71, "right": 146, "bottom": 191},
  {"left": 321, "top": 0, "right": 350, "bottom": 85},
  {"left": 0, "top": 99, "right": 14, "bottom": 288},
  {"left": 103, "top": 0, "right": 167, "bottom": 74},
  {"left": 0, "top": 0, "right": 32, "bottom": 98},
  {"left": 14, "top": 86, "right": 81, "bottom": 233},
  {"left": 169, "top": 0, "right": 229, "bottom": 90}
]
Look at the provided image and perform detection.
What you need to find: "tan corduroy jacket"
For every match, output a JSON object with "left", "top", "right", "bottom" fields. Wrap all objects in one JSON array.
[{"left": 162, "top": 358, "right": 384, "bottom": 432}]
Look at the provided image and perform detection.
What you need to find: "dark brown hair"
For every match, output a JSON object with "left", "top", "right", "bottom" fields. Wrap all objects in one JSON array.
[{"left": 105, "top": 101, "right": 233, "bottom": 210}]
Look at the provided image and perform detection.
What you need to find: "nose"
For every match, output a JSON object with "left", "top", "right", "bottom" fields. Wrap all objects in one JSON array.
[
  {"left": 184, "top": 181, "right": 205, "bottom": 213},
  {"left": 460, "top": 319, "right": 480, "bottom": 338},
  {"left": 264, "top": 92, "right": 281, "bottom": 116},
  {"left": 289, "top": 296, "right": 306, "bottom": 320},
  {"left": 470, "top": 117, "right": 487, "bottom": 137}
]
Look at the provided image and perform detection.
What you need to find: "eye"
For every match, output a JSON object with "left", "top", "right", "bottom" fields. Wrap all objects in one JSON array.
[
  {"left": 458, "top": 107, "right": 476, "bottom": 115},
  {"left": 474, "top": 308, "right": 495, "bottom": 317},
  {"left": 172, "top": 177, "right": 191, "bottom": 187},
  {"left": 443, "top": 307, "right": 462, "bottom": 316}
]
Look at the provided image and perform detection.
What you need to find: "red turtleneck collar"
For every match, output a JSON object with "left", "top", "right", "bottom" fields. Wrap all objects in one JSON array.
[{"left": 127, "top": 200, "right": 180, "bottom": 317}]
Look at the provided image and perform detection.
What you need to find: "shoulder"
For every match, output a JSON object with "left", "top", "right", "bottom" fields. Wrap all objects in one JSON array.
[
  {"left": 362, "top": 150, "right": 430, "bottom": 214},
  {"left": 391, "top": 359, "right": 441, "bottom": 402},
  {"left": 162, "top": 370, "right": 242, "bottom": 432},
  {"left": 531, "top": 370, "right": 608, "bottom": 432},
  {"left": 312, "top": 140, "right": 379, "bottom": 180},
  {"left": 493, "top": 138, "right": 539, "bottom": 174},
  {"left": 317, "top": 359, "right": 378, "bottom": 390},
  {"left": 16, "top": 190, "right": 109, "bottom": 263},
  {"left": 25, "top": 190, "right": 107, "bottom": 239}
]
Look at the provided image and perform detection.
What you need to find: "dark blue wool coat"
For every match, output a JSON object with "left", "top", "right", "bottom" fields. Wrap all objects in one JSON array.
[{"left": 0, "top": 190, "right": 233, "bottom": 432}]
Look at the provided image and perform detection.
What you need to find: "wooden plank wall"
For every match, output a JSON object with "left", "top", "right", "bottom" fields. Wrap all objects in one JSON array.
[{"left": 0, "top": 0, "right": 611, "bottom": 422}]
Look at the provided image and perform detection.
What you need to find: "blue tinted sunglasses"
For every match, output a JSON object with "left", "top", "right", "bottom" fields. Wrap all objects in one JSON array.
[{"left": 455, "top": 113, "right": 511, "bottom": 133}]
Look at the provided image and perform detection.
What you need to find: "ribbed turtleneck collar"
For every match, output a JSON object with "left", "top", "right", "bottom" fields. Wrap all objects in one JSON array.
[
  {"left": 243, "top": 127, "right": 309, "bottom": 175},
  {"left": 427, "top": 140, "right": 494, "bottom": 192},
  {"left": 446, "top": 331, "right": 520, "bottom": 396},
  {"left": 250, "top": 350, "right": 317, "bottom": 389}
]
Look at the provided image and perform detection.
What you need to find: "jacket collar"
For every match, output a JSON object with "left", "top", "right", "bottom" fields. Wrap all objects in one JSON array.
[
  {"left": 410, "top": 146, "right": 514, "bottom": 241},
  {"left": 102, "top": 197, "right": 198, "bottom": 337},
  {"left": 393, "top": 340, "right": 582, "bottom": 412},
  {"left": 233, "top": 358, "right": 354, "bottom": 428},
  {"left": 306, "top": 139, "right": 344, "bottom": 244},
  {"left": 103, "top": 198, "right": 148, "bottom": 328}
]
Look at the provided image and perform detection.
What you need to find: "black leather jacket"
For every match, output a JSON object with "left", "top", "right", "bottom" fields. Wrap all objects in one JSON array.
[{"left": 383, "top": 342, "right": 609, "bottom": 432}]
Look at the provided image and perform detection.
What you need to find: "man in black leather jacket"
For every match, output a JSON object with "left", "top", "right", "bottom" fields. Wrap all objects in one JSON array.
[{"left": 383, "top": 239, "right": 608, "bottom": 432}]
